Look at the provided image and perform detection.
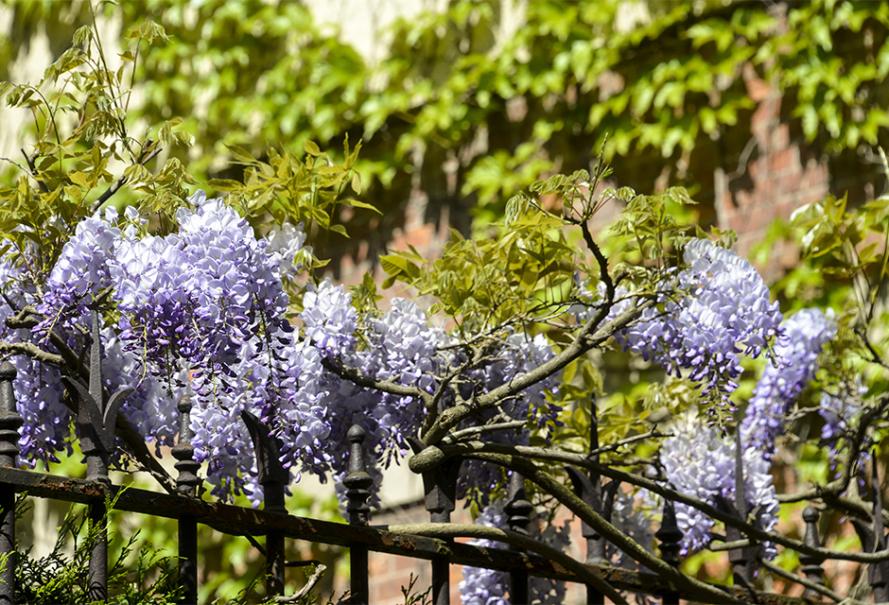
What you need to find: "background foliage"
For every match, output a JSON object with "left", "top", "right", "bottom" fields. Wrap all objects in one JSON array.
[{"left": 3, "top": 0, "right": 889, "bottom": 258}]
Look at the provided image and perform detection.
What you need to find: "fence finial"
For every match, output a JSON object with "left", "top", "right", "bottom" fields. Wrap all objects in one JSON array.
[
  {"left": 656, "top": 498, "right": 682, "bottom": 605},
  {"left": 0, "top": 360, "right": 21, "bottom": 605},
  {"left": 64, "top": 309, "right": 133, "bottom": 484},
  {"left": 0, "top": 361, "right": 22, "bottom": 468},
  {"left": 172, "top": 387, "right": 200, "bottom": 497},
  {"left": 505, "top": 471, "right": 532, "bottom": 605},
  {"left": 868, "top": 451, "right": 889, "bottom": 602},
  {"left": 505, "top": 471, "right": 533, "bottom": 535},
  {"left": 344, "top": 422, "right": 373, "bottom": 526},
  {"left": 173, "top": 385, "right": 201, "bottom": 604},
  {"left": 656, "top": 498, "right": 683, "bottom": 568},
  {"left": 344, "top": 422, "right": 372, "bottom": 605},
  {"left": 800, "top": 506, "right": 825, "bottom": 596}
]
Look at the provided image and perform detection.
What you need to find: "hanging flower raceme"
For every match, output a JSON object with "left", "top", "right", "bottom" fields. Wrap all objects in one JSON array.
[
  {"left": 659, "top": 413, "right": 779, "bottom": 557},
  {"left": 0, "top": 251, "right": 70, "bottom": 465},
  {"left": 459, "top": 501, "right": 570, "bottom": 605},
  {"left": 617, "top": 239, "right": 782, "bottom": 398},
  {"left": 38, "top": 208, "right": 122, "bottom": 332},
  {"left": 741, "top": 308, "right": 835, "bottom": 459},
  {"left": 300, "top": 281, "right": 446, "bottom": 506}
]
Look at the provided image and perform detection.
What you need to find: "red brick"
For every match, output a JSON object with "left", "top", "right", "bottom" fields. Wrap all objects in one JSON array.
[
  {"left": 771, "top": 124, "right": 790, "bottom": 149},
  {"left": 769, "top": 146, "right": 798, "bottom": 174}
]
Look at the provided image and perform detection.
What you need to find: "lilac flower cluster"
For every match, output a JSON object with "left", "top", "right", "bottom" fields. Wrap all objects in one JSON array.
[
  {"left": 459, "top": 501, "right": 570, "bottom": 605},
  {"left": 659, "top": 413, "right": 779, "bottom": 556},
  {"left": 617, "top": 239, "right": 782, "bottom": 397},
  {"left": 741, "top": 309, "right": 835, "bottom": 459}
]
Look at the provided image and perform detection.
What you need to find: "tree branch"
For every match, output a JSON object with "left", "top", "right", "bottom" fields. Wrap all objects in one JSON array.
[
  {"left": 320, "top": 355, "right": 431, "bottom": 403},
  {"left": 421, "top": 299, "right": 650, "bottom": 445},
  {"left": 412, "top": 441, "right": 889, "bottom": 564},
  {"left": 0, "top": 341, "right": 63, "bottom": 365},
  {"left": 388, "top": 522, "right": 629, "bottom": 605},
  {"left": 458, "top": 451, "right": 746, "bottom": 604},
  {"left": 760, "top": 558, "right": 841, "bottom": 603}
]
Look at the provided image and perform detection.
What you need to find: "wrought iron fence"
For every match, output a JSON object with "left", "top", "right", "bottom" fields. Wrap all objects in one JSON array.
[{"left": 0, "top": 316, "right": 859, "bottom": 604}]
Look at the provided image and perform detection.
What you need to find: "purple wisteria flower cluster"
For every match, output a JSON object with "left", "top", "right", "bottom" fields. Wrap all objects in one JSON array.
[
  {"left": 617, "top": 239, "right": 782, "bottom": 398},
  {"left": 301, "top": 282, "right": 446, "bottom": 503},
  {"left": 660, "top": 413, "right": 779, "bottom": 556},
  {"left": 0, "top": 251, "right": 70, "bottom": 464},
  {"left": 459, "top": 501, "right": 570, "bottom": 605},
  {"left": 658, "top": 305, "right": 837, "bottom": 557},
  {"left": 0, "top": 191, "right": 566, "bottom": 507},
  {"left": 741, "top": 308, "right": 835, "bottom": 459}
]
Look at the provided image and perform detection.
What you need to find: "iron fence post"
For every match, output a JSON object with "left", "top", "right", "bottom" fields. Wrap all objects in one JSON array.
[
  {"left": 568, "top": 395, "right": 605, "bottom": 605},
  {"left": 173, "top": 390, "right": 201, "bottom": 604},
  {"left": 728, "top": 431, "right": 755, "bottom": 588},
  {"left": 799, "top": 506, "right": 825, "bottom": 599},
  {"left": 344, "top": 423, "right": 372, "bottom": 605},
  {"left": 867, "top": 452, "right": 889, "bottom": 602},
  {"left": 655, "top": 499, "right": 682, "bottom": 605},
  {"left": 64, "top": 310, "right": 132, "bottom": 602},
  {"left": 422, "top": 460, "right": 459, "bottom": 605},
  {"left": 243, "top": 411, "right": 288, "bottom": 598},
  {"left": 0, "top": 362, "right": 22, "bottom": 605},
  {"left": 505, "top": 472, "right": 531, "bottom": 605}
]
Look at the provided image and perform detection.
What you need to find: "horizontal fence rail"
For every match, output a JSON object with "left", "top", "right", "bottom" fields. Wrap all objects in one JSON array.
[{"left": 0, "top": 466, "right": 810, "bottom": 605}]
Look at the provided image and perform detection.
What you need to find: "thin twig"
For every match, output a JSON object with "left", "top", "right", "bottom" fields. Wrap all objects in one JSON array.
[
  {"left": 275, "top": 563, "right": 327, "bottom": 603},
  {"left": 760, "top": 558, "right": 842, "bottom": 603},
  {"left": 443, "top": 419, "right": 526, "bottom": 444}
]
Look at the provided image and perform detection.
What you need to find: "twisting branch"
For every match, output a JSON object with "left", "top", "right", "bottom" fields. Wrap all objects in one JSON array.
[
  {"left": 779, "top": 395, "right": 889, "bottom": 506},
  {"left": 20, "top": 148, "right": 50, "bottom": 194},
  {"left": 421, "top": 299, "right": 651, "bottom": 445},
  {"left": 442, "top": 419, "right": 526, "bottom": 444},
  {"left": 388, "top": 523, "right": 630, "bottom": 605},
  {"left": 275, "top": 563, "right": 327, "bottom": 604},
  {"left": 89, "top": 145, "right": 162, "bottom": 213},
  {"left": 411, "top": 440, "right": 889, "bottom": 564},
  {"left": 588, "top": 430, "right": 670, "bottom": 456},
  {"left": 452, "top": 450, "right": 746, "bottom": 604}
]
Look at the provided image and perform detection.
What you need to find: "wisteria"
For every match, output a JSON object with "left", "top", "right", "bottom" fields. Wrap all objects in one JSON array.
[
  {"left": 456, "top": 332, "right": 561, "bottom": 502},
  {"left": 741, "top": 308, "right": 835, "bottom": 458},
  {"left": 301, "top": 283, "right": 447, "bottom": 505},
  {"left": 617, "top": 239, "right": 782, "bottom": 397},
  {"left": 659, "top": 413, "right": 779, "bottom": 556},
  {"left": 0, "top": 254, "right": 70, "bottom": 464},
  {"left": 37, "top": 208, "right": 122, "bottom": 333},
  {"left": 459, "top": 501, "right": 569, "bottom": 605},
  {"left": 819, "top": 391, "right": 860, "bottom": 445},
  {"left": 0, "top": 171, "right": 877, "bottom": 605}
]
